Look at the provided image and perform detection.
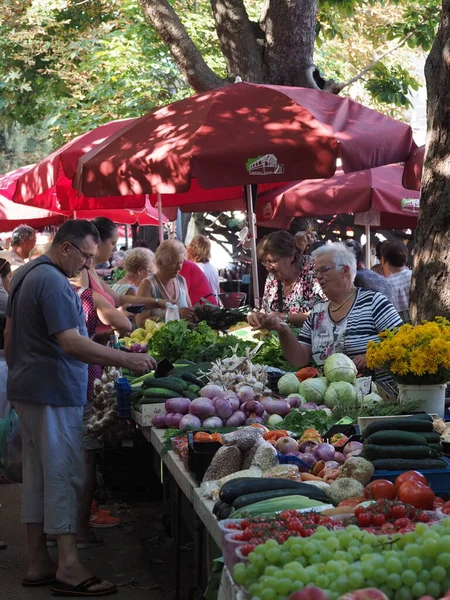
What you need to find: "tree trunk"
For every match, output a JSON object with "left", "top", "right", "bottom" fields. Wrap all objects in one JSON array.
[{"left": 410, "top": 0, "right": 450, "bottom": 323}]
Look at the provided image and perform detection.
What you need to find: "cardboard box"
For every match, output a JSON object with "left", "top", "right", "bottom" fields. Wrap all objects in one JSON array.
[{"left": 131, "top": 404, "right": 166, "bottom": 427}]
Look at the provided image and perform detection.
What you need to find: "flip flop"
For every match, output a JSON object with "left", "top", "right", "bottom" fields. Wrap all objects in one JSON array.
[
  {"left": 22, "top": 576, "right": 56, "bottom": 587},
  {"left": 77, "top": 535, "right": 105, "bottom": 550},
  {"left": 51, "top": 576, "right": 117, "bottom": 597}
]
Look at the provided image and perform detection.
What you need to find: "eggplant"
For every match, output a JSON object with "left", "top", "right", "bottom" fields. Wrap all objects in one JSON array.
[
  {"left": 213, "top": 499, "right": 225, "bottom": 516},
  {"left": 219, "top": 477, "right": 327, "bottom": 505},
  {"left": 216, "top": 502, "right": 233, "bottom": 520},
  {"left": 232, "top": 488, "right": 327, "bottom": 510}
]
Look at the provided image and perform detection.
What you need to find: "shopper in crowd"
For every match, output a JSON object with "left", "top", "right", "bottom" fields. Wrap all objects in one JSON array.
[
  {"left": 248, "top": 230, "right": 324, "bottom": 328},
  {"left": 251, "top": 242, "right": 402, "bottom": 370},
  {"left": 186, "top": 235, "right": 220, "bottom": 298},
  {"left": 136, "top": 239, "right": 196, "bottom": 325},
  {"left": 132, "top": 239, "right": 149, "bottom": 249},
  {"left": 344, "top": 240, "right": 394, "bottom": 303},
  {"left": 111, "top": 248, "right": 156, "bottom": 296},
  {"left": 371, "top": 241, "right": 386, "bottom": 276},
  {"left": 180, "top": 258, "right": 217, "bottom": 305},
  {"left": 9, "top": 225, "right": 36, "bottom": 265},
  {"left": 72, "top": 218, "right": 169, "bottom": 334},
  {"left": 379, "top": 240, "right": 412, "bottom": 313},
  {"left": 294, "top": 230, "right": 317, "bottom": 255},
  {"left": 0, "top": 257, "right": 12, "bottom": 315},
  {"left": 5, "top": 219, "right": 156, "bottom": 596}
]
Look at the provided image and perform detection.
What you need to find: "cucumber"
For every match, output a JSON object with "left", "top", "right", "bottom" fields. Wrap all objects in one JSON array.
[
  {"left": 130, "top": 391, "right": 141, "bottom": 403},
  {"left": 188, "top": 384, "right": 201, "bottom": 394},
  {"left": 181, "top": 372, "right": 205, "bottom": 387},
  {"left": 429, "top": 443, "right": 443, "bottom": 453},
  {"left": 406, "top": 413, "right": 433, "bottom": 422},
  {"left": 144, "top": 377, "right": 187, "bottom": 394},
  {"left": 183, "top": 390, "right": 198, "bottom": 401},
  {"left": 417, "top": 432, "right": 441, "bottom": 444},
  {"left": 138, "top": 397, "right": 168, "bottom": 405},
  {"left": 365, "top": 430, "right": 429, "bottom": 446},
  {"left": 363, "top": 417, "right": 434, "bottom": 437},
  {"left": 143, "top": 388, "right": 180, "bottom": 399},
  {"left": 231, "top": 495, "right": 326, "bottom": 518},
  {"left": 371, "top": 458, "right": 447, "bottom": 471},
  {"left": 364, "top": 444, "right": 435, "bottom": 461},
  {"left": 232, "top": 488, "right": 326, "bottom": 510},
  {"left": 217, "top": 503, "right": 233, "bottom": 520},
  {"left": 219, "top": 477, "right": 325, "bottom": 504}
]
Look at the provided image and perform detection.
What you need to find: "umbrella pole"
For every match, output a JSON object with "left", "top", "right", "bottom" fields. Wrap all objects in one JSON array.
[
  {"left": 73, "top": 211, "right": 78, "bottom": 219},
  {"left": 365, "top": 224, "right": 371, "bottom": 267},
  {"left": 245, "top": 184, "right": 260, "bottom": 309},
  {"left": 157, "top": 194, "right": 164, "bottom": 244}
]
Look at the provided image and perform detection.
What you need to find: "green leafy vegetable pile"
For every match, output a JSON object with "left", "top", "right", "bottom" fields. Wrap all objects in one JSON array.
[
  {"left": 274, "top": 409, "right": 334, "bottom": 436},
  {"left": 252, "top": 332, "right": 296, "bottom": 372}
]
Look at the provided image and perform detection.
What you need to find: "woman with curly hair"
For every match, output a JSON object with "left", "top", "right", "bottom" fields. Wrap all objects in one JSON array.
[{"left": 186, "top": 235, "right": 219, "bottom": 297}]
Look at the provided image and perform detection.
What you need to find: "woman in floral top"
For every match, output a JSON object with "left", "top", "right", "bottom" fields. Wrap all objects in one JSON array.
[{"left": 248, "top": 231, "right": 324, "bottom": 328}]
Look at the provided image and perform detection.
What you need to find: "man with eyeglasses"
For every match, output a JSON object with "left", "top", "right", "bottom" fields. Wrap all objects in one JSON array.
[{"left": 4, "top": 220, "right": 156, "bottom": 597}]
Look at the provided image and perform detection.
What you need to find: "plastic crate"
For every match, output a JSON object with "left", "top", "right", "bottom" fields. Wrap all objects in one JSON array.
[
  {"left": 277, "top": 451, "right": 311, "bottom": 472},
  {"left": 187, "top": 430, "right": 223, "bottom": 482},
  {"left": 372, "top": 456, "right": 450, "bottom": 494},
  {"left": 116, "top": 377, "right": 132, "bottom": 419}
]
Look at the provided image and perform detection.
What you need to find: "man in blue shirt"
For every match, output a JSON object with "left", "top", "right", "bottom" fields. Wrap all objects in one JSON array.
[
  {"left": 344, "top": 239, "right": 394, "bottom": 304},
  {"left": 5, "top": 220, "right": 156, "bottom": 597}
]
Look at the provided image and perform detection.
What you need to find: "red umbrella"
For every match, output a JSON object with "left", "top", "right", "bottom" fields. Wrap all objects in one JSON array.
[
  {"left": 75, "top": 82, "right": 415, "bottom": 199},
  {"left": 403, "top": 145, "right": 424, "bottom": 191},
  {"left": 75, "top": 197, "right": 168, "bottom": 226},
  {"left": 256, "top": 163, "right": 420, "bottom": 230}
]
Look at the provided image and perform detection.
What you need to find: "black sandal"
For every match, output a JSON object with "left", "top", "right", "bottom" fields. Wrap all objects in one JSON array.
[{"left": 51, "top": 576, "right": 117, "bottom": 597}]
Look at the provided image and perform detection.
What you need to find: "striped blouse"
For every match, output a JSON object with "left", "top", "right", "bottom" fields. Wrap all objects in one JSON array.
[{"left": 297, "top": 288, "right": 403, "bottom": 366}]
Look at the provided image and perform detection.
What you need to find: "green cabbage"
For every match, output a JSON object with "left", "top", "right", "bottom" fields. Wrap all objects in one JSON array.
[
  {"left": 298, "top": 377, "right": 328, "bottom": 403},
  {"left": 362, "top": 392, "right": 384, "bottom": 407},
  {"left": 324, "top": 353, "right": 357, "bottom": 383},
  {"left": 277, "top": 373, "right": 300, "bottom": 395},
  {"left": 324, "top": 381, "right": 357, "bottom": 408}
]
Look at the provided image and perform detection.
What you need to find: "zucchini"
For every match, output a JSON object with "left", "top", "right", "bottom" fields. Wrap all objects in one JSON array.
[
  {"left": 143, "top": 377, "right": 187, "bottom": 394},
  {"left": 417, "top": 432, "right": 441, "bottom": 444},
  {"left": 364, "top": 444, "right": 434, "bottom": 461},
  {"left": 429, "top": 443, "right": 443, "bottom": 453},
  {"left": 217, "top": 503, "right": 233, "bottom": 520},
  {"left": 232, "top": 488, "right": 327, "bottom": 510},
  {"left": 407, "top": 413, "right": 433, "bottom": 422},
  {"left": 143, "top": 388, "right": 180, "bottom": 399},
  {"left": 371, "top": 458, "right": 447, "bottom": 471},
  {"left": 363, "top": 417, "right": 434, "bottom": 437},
  {"left": 219, "top": 477, "right": 325, "bottom": 505},
  {"left": 130, "top": 391, "right": 141, "bottom": 403},
  {"left": 183, "top": 390, "right": 198, "bottom": 401},
  {"left": 231, "top": 496, "right": 326, "bottom": 518},
  {"left": 138, "top": 397, "right": 168, "bottom": 405},
  {"left": 181, "top": 372, "right": 205, "bottom": 387},
  {"left": 365, "top": 431, "right": 428, "bottom": 446}
]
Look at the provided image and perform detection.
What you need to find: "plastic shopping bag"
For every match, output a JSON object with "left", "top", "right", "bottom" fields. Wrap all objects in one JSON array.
[{"left": 3, "top": 407, "right": 22, "bottom": 483}]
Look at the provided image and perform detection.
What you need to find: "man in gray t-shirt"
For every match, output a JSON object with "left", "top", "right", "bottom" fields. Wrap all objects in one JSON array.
[
  {"left": 344, "top": 240, "right": 394, "bottom": 304},
  {"left": 5, "top": 220, "right": 156, "bottom": 596}
]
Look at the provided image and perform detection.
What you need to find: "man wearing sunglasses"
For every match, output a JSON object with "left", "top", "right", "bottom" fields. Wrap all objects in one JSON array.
[{"left": 4, "top": 219, "right": 156, "bottom": 597}]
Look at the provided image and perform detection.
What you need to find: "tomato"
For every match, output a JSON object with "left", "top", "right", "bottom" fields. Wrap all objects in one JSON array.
[
  {"left": 433, "top": 497, "right": 445, "bottom": 509},
  {"left": 194, "top": 432, "right": 212, "bottom": 442},
  {"left": 357, "top": 513, "right": 372, "bottom": 527},
  {"left": 398, "top": 480, "right": 435, "bottom": 510},
  {"left": 339, "top": 497, "right": 365, "bottom": 508},
  {"left": 389, "top": 504, "right": 406, "bottom": 519},
  {"left": 240, "top": 544, "right": 256, "bottom": 556},
  {"left": 394, "top": 517, "right": 411, "bottom": 529},
  {"left": 249, "top": 423, "right": 269, "bottom": 434},
  {"left": 210, "top": 433, "right": 223, "bottom": 442},
  {"left": 381, "top": 523, "right": 396, "bottom": 534},
  {"left": 442, "top": 507, "right": 450, "bottom": 515},
  {"left": 416, "top": 511, "right": 430, "bottom": 523},
  {"left": 372, "top": 513, "right": 386, "bottom": 527},
  {"left": 364, "top": 479, "right": 397, "bottom": 501},
  {"left": 395, "top": 470, "right": 429, "bottom": 489}
]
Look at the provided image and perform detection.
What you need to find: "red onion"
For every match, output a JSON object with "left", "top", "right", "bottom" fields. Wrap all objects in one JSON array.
[
  {"left": 215, "top": 397, "right": 233, "bottom": 420},
  {"left": 300, "top": 452, "right": 317, "bottom": 467},
  {"left": 262, "top": 398, "right": 290, "bottom": 416},
  {"left": 200, "top": 385, "right": 225, "bottom": 399},
  {"left": 225, "top": 410, "right": 246, "bottom": 427},
  {"left": 202, "top": 416, "right": 224, "bottom": 428},
  {"left": 333, "top": 452, "right": 345, "bottom": 464},
  {"left": 164, "top": 413, "right": 184, "bottom": 428},
  {"left": 189, "top": 398, "right": 216, "bottom": 420},
  {"left": 179, "top": 414, "right": 201, "bottom": 430},
  {"left": 346, "top": 449, "right": 363, "bottom": 459},
  {"left": 165, "top": 397, "right": 191, "bottom": 415},
  {"left": 245, "top": 415, "right": 264, "bottom": 425},
  {"left": 301, "top": 402, "right": 319, "bottom": 411},
  {"left": 286, "top": 395, "right": 304, "bottom": 408},
  {"left": 275, "top": 436, "right": 299, "bottom": 455},
  {"left": 298, "top": 441, "right": 318, "bottom": 454},
  {"left": 343, "top": 441, "right": 363, "bottom": 456},
  {"left": 224, "top": 393, "right": 240, "bottom": 411},
  {"left": 314, "top": 443, "right": 336, "bottom": 462},
  {"left": 241, "top": 400, "right": 264, "bottom": 417},
  {"left": 324, "top": 460, "right": 340, "bottom": 470},
  {"left": 152, "top": 413, "right": 167, "bottom": 428},
  {"left": 237, "top": 385, "right": 255, "bottom": 404}
]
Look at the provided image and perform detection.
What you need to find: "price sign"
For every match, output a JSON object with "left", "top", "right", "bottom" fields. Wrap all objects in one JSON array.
[{"left": 355, "top": 376, "right": 372, "bottom": 397}]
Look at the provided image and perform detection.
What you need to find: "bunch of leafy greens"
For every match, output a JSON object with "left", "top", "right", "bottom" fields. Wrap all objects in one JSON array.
[
  {"left": 147, "top": 320, "right": 255, "bottom": 363},
  {"left": 252, "top": 333, "right": 296, "bottom": 371},
  {"left": 274, "top": 409, "right": 334, "bottom": 436},
  {"left": 331, "top": 397, "right": 423, "bottom": 423}
]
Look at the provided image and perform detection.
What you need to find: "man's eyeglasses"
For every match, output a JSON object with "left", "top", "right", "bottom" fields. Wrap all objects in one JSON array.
[
  {"left": 261, "top": 257, "right": 281, "bottom": 268},
  {"left": 68, "top": 241, "right": 95, "bottom": 262},
  {"left": 314, "top": 265, "right": 336, "bottom": 276}
]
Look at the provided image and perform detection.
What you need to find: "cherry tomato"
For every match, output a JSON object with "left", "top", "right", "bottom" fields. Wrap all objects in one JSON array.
[
  {"left": 240, "top": 544, "right": 256, "bottom": 556},
  {"left": 381, "top": 523, "right": 397, "bottom": 534},
  {"left": 394, "top": 517, "right": 411, "bottom": 528},
  {"left": 395, "top": 470, "right": 429, "bottom": 489},
  {"left": 210, "top": 433, "right": 223, "bottom": 442},
  {"left": 372, "top": 513, "right": 386, "bottom": 527},
  {"left": 398, "top": 480, "right": 435, "bottom": 510},
  {"left": 389, "top": 504, "right": 406, "bottom": 519},
  {"left": 416, "top": 511, "right": 430, "bottom": 523},
  {"left": 357, "top": 512, "right": 372, "bottom": 527},
  {"left": 364, "top": 479, "right": 397, "bottom": 501},
  {"left": 442, "top": 507, "right": 450, "bottom": 515},
  {"left": 194, "top": 432, "right": 212, "bottom": 442},
  {"left": 433, "top": 497, "right": 445, "bottom": 509}
]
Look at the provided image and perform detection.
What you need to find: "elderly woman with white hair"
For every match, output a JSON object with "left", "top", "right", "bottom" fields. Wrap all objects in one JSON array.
[
  {"left": 136, "top": 239, "right": 195, "bottom": 326},
  {"left": 111, "top": 247, "right": 156, "bottom": 296},
  {"left": 255, "top": 242, "right": 403, "bottom": 371}
]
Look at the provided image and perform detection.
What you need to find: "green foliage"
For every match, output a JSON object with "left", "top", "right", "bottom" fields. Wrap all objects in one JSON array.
[{"left": 365, "top": 63, "right": 420, "bottom": 108}]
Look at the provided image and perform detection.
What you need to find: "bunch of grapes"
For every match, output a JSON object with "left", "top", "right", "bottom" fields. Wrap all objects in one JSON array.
[{"left": 232, "top": 519, "right": 450, "bottom": 600}]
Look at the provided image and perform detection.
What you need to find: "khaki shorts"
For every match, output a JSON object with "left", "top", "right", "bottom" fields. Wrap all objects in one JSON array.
[{"left": 82, "top": 403, "right": 104, "bottom": 451}]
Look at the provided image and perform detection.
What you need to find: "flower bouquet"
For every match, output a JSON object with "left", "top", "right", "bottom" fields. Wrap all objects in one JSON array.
[{"left": 367, "top": 317, "right": 450, "bottom": 385}]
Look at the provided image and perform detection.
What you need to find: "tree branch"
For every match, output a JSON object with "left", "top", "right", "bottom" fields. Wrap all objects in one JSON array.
[
  {"left": 210, "top": 0, "right": 263, "bottom": 81},
  {"left": 326, "top": 32, "right": 415, "bottom": 93},
  {"left": 139, "top": 0, "right": 225, "bottom": 92}
]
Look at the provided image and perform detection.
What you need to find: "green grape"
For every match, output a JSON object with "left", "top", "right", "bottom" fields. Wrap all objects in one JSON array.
[
  {"left": 404, "top": 543, "right": 421, "bottom": 557},
  {"left": 365, "top": 580, "right": 377, "bottom": 588},
  {"left": 262, "top": 576, "right": 278, "bottom": 589},
  {"left": 426, "top": 580, "right": 442, "bottom": 598},
  {"left": 439, "top": 536, "right": 450, "bottom": 553},
  {"left": 419, "top": 569, "right": 430, "bottom": 584},
  {"left": 315, "top": 574, "right": 329, "bottom": 589},
  {"left": 386, "top": 556, "right": 403, "bottom": 574},
  {"left": 326, "top": 536, "right": 340, "bottom": 552},
  {"left": 347, "top": 546, "right": 361, "bottom": 560},
  {"left": 374, "top": 568, "right": 388, "bottom": 584},
  {"left": 291, "top": 581, "right": 305, "bottom": 592},
  {"left": 401, "top": 569, "right": 417, "bottom": 586},
  {"left": 265, "top": 539, "right": 279, "bottom": 549},
  {"left": 290, "top": 543, "right": 304, "bottom": 557},
  {"left": 359, "top": 544, "right": 374, "bottom": 555},
  {"left": 349, "top": 571, "right": 364, "bottom": 588},
  {"left": 437, "top": 552, "right": 450, "bottom": 569},
  {"left": 233, "top": 563, "right": 246, "bottom": 585},
  {"left": 265, "top": 547, "right": 281, "bottom": 564},
  {"left": 411, "top": 581, "right": 426, "bottom": 597},
  {"left": 248, "top": 583, "right": 261, "bottom": 596},
  {"left": 264, "top": 566, "right": 278, "bottom": 577},
  {"left": 407, "top": 556, "right": 423, "bottom": 572},
  {"left": 320, "top": 548, "right": 333, "bottom": 563},
  {"left": 338, "top": 533, "right": 352, "bottom": 549},
  {"left": 303, "top": 542, "right": 319, "bottom": 557},
  {"left": 371, "top": 554, "right": 385, "bottom": 568},
  {"left": 394, "top": 588, "right": 413, "bottom": 600},
  {"left": 284, "top": 562, "right": 304, "bottom": 576},
  {"left": 422, "top": 538, "right": 439, "bottom": 557},
  {"left": 248, "top": 553, "right": 265, "bottom": 569},
  {"left": 260, "top": 590, "right": 277, "bottom": 600},
  {"left": 309, "top": 553, "right": 323, "bottom": 565},
  {"left": 279, "top": 552, "right": 293, "bottom": 565},
  {"left": 387, "top": 573, "right": 402, "bottom": 590},
  {"left": 431, "top": 565, "right": 447, "bottom": 582},
  {"left": 335, "top": 576, "right": 350, "bottom": 593},
  {"left": 276, "top": 578, "right": 293, "bottom": 596},
  {"left": 282, "top": 569, "right": 298, "bottom": 582},
  {"left": 441, "top": 518, "right": 450, "bottom": 529},
  {"left": 414, "top": 522, "right": 428, "bottom": 535},
  {"left": 325, "top": 561, "right": 341, "bottom": 575},
  {"left": 361, "top": 561, "right": 375, "bottom": 579},
  {"left": 334, "top": 550, "right": 349, "bottom": 561}
]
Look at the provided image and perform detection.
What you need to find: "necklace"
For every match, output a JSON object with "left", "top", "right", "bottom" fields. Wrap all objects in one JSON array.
[
  {"left": 155, "top": 273, "right": 178, "bottom": 302},
  {"left": 330, "top": 289, "right": 356, "bottom": 312}
]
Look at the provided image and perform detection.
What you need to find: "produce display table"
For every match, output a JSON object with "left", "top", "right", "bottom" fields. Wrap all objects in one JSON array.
[{"left": 136, "top": 424, "right": 229, "bottom": 597}]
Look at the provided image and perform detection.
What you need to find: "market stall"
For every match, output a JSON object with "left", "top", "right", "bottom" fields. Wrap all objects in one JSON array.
[{"left": 103, "top": 314, "right": 450, "bottom": 600}]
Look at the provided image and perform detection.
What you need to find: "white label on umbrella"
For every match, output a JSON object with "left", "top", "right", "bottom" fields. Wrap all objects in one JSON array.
[{"left": 246, "top": 154, "right": 285, "bottom": 175}]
